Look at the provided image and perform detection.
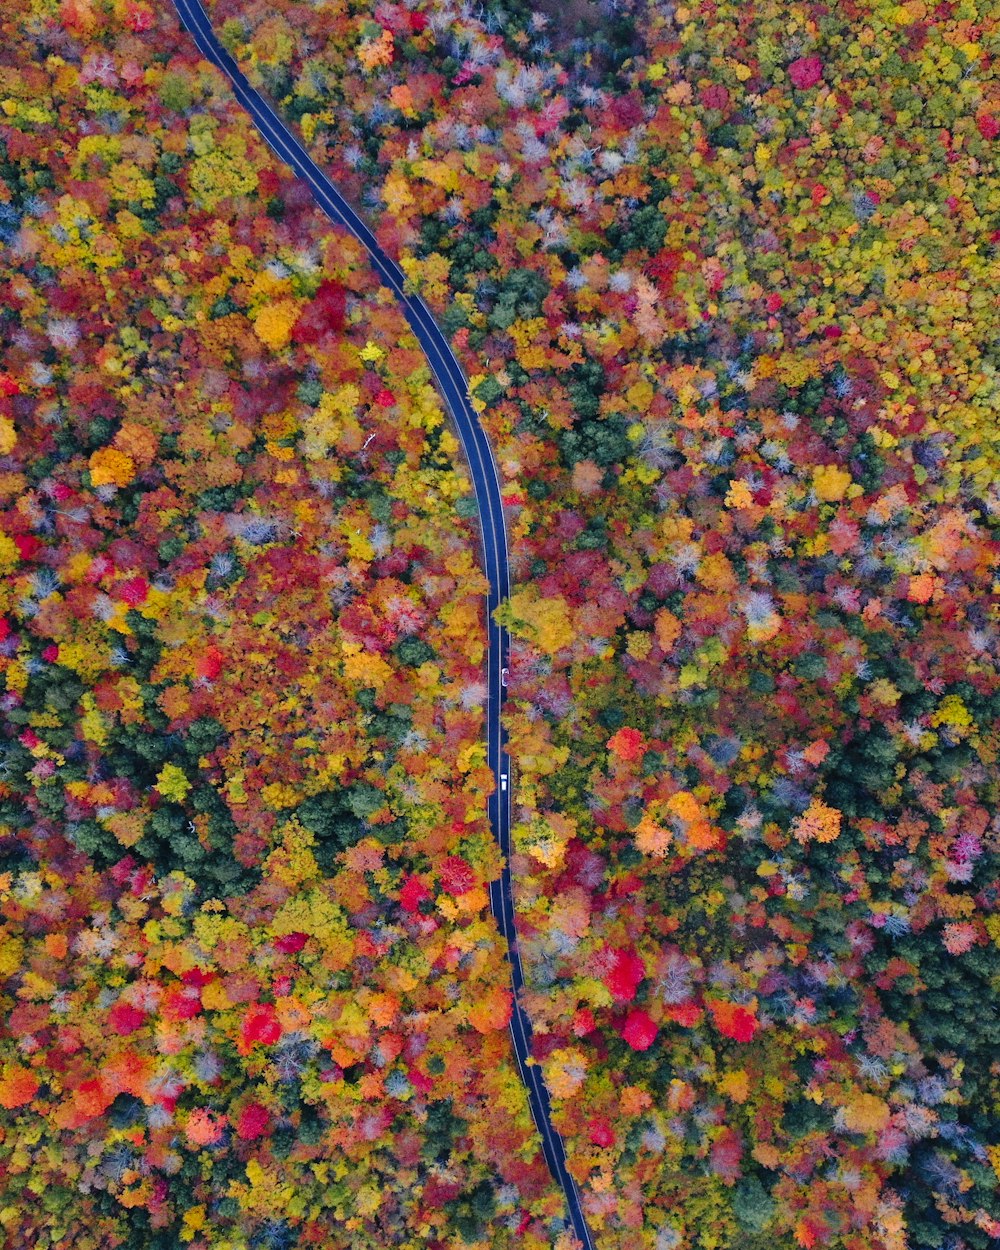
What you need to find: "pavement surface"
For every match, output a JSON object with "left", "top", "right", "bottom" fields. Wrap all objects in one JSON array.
[{"left": 170, "top": 1, "right": 596, "bottom": 1244}]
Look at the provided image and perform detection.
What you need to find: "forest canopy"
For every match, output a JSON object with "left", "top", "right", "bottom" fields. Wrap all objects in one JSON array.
[{"left": 2, "top": 0, "right": 1000, "bottom": 1247}]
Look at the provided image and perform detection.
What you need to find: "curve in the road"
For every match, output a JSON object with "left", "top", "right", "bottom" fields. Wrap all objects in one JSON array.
[{"left": 170, "top": 1, "right": 596, "bottom": 1245}]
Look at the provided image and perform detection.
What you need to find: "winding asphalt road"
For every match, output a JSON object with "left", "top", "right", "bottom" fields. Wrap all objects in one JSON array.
[{"left": 170, "top": 1, "right": 596, "bottom": 1245}]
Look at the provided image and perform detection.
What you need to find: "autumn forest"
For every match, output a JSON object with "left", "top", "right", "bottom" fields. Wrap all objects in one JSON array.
[{"left": 1, "top": 0, "right": 1000, "bottom": 1247}]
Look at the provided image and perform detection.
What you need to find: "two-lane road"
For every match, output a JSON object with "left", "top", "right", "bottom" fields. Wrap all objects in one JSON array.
[{"left": 170, "top": 1, "right": 595, "bottom": 1245}]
